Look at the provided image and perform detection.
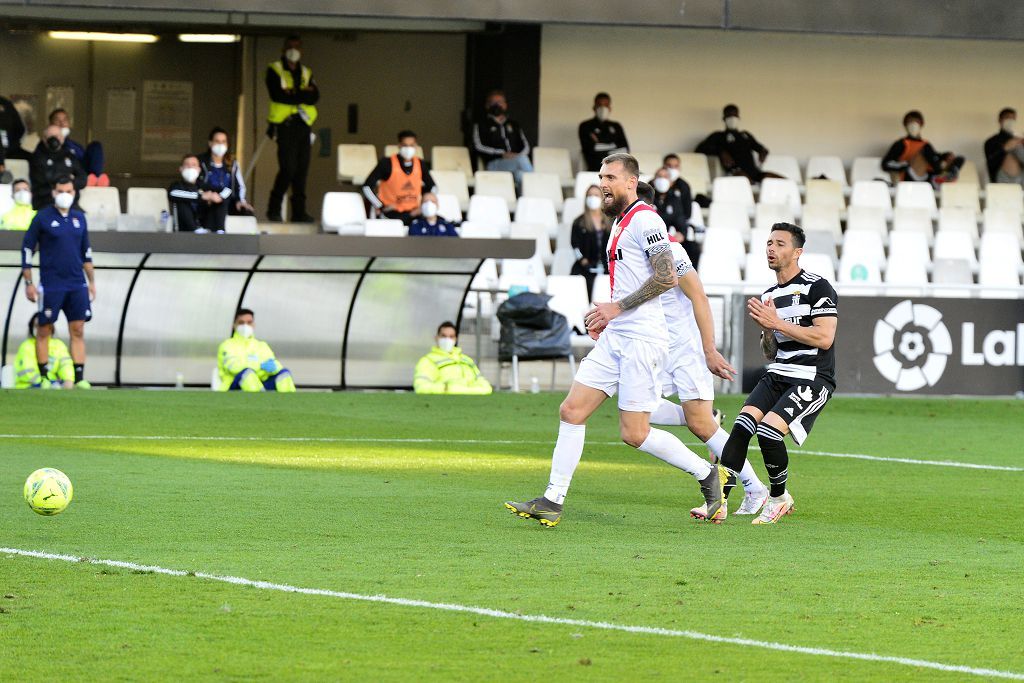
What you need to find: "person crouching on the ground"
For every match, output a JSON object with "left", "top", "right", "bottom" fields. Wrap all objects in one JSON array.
[
  {"left": 217, "top": 308, "right": 296, "bottom": 392},
  {"left": 414, "top": 321, "right": 492, "bottom": 394},
  {"left": 15, "top": 313, "right": 74, "bottom": 389}
]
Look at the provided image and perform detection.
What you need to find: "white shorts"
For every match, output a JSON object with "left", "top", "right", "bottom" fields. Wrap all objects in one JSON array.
[
  {"left": 661, "top": 344, "right": 715, "bottom": 401},
  {"left": 574, "top": 330, "right": 667, "bottom": 413}
]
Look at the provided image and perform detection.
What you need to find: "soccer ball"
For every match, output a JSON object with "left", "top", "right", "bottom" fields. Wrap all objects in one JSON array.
[{"left": 23, "top": 468, "right": 73, "bottom": 516}]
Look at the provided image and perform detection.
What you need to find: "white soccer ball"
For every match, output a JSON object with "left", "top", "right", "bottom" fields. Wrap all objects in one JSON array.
[{"left": 23, "top": 468, "right": 73, "bottom": 516}]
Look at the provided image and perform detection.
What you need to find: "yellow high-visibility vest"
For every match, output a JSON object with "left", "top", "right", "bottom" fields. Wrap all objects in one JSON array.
[{"left": 267, "top": 60, "right": 318, "bottom": 126}]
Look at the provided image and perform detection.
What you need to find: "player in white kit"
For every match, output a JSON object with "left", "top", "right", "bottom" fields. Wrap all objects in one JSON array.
[{"left": 505, "top": 154, "right": 726, "bottom": 527}]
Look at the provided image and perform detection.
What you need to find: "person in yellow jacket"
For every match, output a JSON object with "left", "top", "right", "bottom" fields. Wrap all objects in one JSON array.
[
  {"left": 1, "top": 179, "right": 37, "bottom": 231},
  {"left": 265, "top": 34, "right": 319, "bottom": 223},
  {"left": 14, "top": 313, "right": 73, "bottom": 388},
  {"left": 217, "top": 308, "right": 296, "bottom": 392},
  {"left": 414, "top": 321, "right": 492, "bottom": 395}
]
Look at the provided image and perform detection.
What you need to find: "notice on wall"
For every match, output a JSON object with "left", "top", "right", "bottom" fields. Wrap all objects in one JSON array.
[
  {"left": 45, "top": 86, "right": 75, "bottom": 122},
  {"left": 141, "top": 80, "right": 193, "bottom": 162},
  {"left": 106, "top": 88, "right": 137, "bottom": 131}
]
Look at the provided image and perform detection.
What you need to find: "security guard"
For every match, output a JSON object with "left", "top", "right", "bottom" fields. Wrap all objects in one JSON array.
[
  {"left": 266, "top": 35, "right": 319, "bottom": 223},
  {"left": 14, "top": 313, "right": 74, "bottom": 389},
  {"left": 1, "top": 179, "right": 36, "bottom": 230},
  {"left": 414, "top": 321, "right": 492, "bottom": 395},
  {"left": 217, "top": 308, "right": 296, "bottom": 392}
]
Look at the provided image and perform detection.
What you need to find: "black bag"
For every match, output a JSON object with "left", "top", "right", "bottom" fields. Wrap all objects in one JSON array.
[{"left": 497, "top": 293, "right": 572, "bottom": 361}]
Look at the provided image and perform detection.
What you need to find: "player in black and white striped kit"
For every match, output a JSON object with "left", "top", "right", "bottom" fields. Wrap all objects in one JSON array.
[{"left": 718, "top": 222, "right": 839, "bottom": 524}]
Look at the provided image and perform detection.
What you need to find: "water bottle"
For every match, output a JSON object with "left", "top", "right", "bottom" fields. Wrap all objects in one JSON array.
[
  {"left": 160, "top": 210, "right": 171, "bottom": 232},
  {"left": 530, "top": 377, "right": 540, "bottom": 394}
]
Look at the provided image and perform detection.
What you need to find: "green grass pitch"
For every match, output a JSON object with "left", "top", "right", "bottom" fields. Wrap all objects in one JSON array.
[{"left": 0, "top": 391, "right": 1022, "bottom": 681}]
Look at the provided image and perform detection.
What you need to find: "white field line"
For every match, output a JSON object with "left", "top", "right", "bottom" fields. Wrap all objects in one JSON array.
[
  {"left": 2, "top": 546, "right": 1021, "bottom": 681},
  {"left": 0, "top": 433, "right": 1018, "bottom": 473}
]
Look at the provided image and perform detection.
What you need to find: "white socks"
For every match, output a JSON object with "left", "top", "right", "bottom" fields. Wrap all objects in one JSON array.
[
  {"left": 705, "top": 427, "right": 766, "bottom": 493},
  {"left": 543, "top": 421, "right": 586, "bottom": 505},
  {"left": 638, "top": 427, "right": 713, "bottom": 480},
  {"left": 704, "top": 428, "right": 728, "bottom": 462},
  {"left": 649, "top": 398, "right": 686, "bottom": 426}
]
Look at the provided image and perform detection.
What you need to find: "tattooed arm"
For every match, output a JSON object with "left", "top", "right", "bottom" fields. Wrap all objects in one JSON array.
[
  {"left": 760, "top": 330, "right": 779, "bottom": 360},
  {"left": 584, "top": 244, "right": 677, "bottom": 331}
]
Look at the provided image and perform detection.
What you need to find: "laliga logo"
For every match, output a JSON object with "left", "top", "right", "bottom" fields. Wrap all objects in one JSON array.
[{"left": 872, "top": 300, "right": 952, "bottom": 391}]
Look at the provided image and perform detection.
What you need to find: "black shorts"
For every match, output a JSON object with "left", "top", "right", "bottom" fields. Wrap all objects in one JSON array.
[{"left": 745, "top": 374, "right": 833, "bottom": 445}]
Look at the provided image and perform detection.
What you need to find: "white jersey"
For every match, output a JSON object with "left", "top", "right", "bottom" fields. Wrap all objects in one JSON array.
[
  {"left": 660, "top": 242, "right": 703, "bottom": 355},
  {"left": 605, "top": 201, "right": 670, "bottom": 344}
]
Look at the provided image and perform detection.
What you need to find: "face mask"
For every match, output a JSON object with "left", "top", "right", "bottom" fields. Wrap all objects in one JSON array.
[
  {"left": 906, "top": 122, "right": 922, "bottom": 137},
  {"left": 595, "top": 106, "right": 610, "bottom": 122},
  {"left": 585, "top": 195, "right": 602, "bottom": 211},
  {"left": 437, "top": 337, "right": 456, "bottom": 353},
  {"left": 653, "top": 177, "right": 671, "bottom": 194},
  {"left": 181, "top": 167, "right": 200, "bottom": 184},
  {"left": 210, "top": 143, "right": 228, "bottom": 158},
  {"left": 421, "top": 200, "right": 438, "bottom": 218},
  {"left": 46, "top": 136, "right": 62, "bottom": 151},
  {"left": 666, "top": 167, "right": 680, "bottom": 182},
  {"left": 14, "top": 190, "right": 32, "bottom": 206},
  {"left": 1002, "top": 118, "right": 1016, "bottom": 134},
  {"left": 60, "top": 127, "right": 71, "bottom": 140},
  {"left": 488, "top": 103, "right": 506, "bottom": 117},
  {"left": 235, "top": 324, "right": 254, "bottom": 339},
  {"left": 54, "top": 192, "right": 74, "bottom": 210},
  {"left": 724, "top": 116, "right": 740, "bottom": 130},
  {"left": 399, "top": 145, "right": 417, "bottom": 160},
  {"left": 285, "top": 49, "right": 301, "bottom": 63}
]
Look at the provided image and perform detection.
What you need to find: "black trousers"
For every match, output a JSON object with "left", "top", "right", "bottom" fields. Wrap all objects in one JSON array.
[
  {"left": 268, "top": 117, "right": 311, "bottom": 217},
  {"left": 198, "top": 200, "right": 229, "bottom": 231}
]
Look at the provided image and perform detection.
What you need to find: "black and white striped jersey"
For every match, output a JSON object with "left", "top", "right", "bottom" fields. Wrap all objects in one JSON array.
[{"left": 761, "top": 269, "right": 839, "bottom": 387}]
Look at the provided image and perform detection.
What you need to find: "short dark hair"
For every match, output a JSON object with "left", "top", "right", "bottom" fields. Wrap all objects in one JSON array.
[
  {"left": 397, "top": 130, "right": 417, "bottom": 141},
  {"left": 485, "top": 89, "right": 505, "bottom": 101},
  {"left": 594, "top": 92, "right": 611, "bottom": 103},
  {"left": 723, "top": 104, "right": 739, "bottom": 118},
  {"left": 636, "top": 181, "right": 655, "bottom": 204},
  {"left": 662, "top": 153, "right": 679, "bottom": 165},
  {"left": 208, "top": 126, "right": 228, "bottom": 141},
  {"left": 181, "top": 153, "right": 198, "bottom": 165},
  {"left": 771, "top": 222, "right": 806, "bottom": 248},
  {"left": 999, "top": 107, "right": 1016, "bottom": 120},
  {"left": 601, "top": 153, "right": 640, "bottom": 179},
  {"left": 235, "top": 308, "right": 254, "bottom": 320},
  {"left": 12, "top": 178, "right": 29, "bottom": 188},
  {"left": 53, "top": 175, "right": 73, "bottom": 187},
  {"left": 437, "top": 321, "right": 457, "bottom": 335},
  {"left": 903, "top": 110, "right": 924, "bottom": 126},
  {"left": 48, "top": 108, "right": 68, "bottom": 123},
  {"left": 28, "top": 313, "right": 39, "bottom": 337},
  {"left": 284, "top": 34, "right": 301, "bottom": 45}
]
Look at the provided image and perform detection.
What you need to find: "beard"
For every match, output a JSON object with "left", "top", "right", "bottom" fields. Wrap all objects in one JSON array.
[{"left": 602, "top": 193, "right": 628, "bottom": 217}]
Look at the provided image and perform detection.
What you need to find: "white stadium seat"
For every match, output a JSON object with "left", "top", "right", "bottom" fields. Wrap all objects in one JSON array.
[
  {"left": 893, "top": 206, "right": 935, "bottom": 244},
  {"left": 436, "top": 193, "right": 462, "bottom": 223},
  {"left": 742, "top": 251, "right": 775, "bottom": 286},
  {"left": 894, "top": 181, "right": 937, "bottom": 218},
  {"left": 761, "top": 154, "right": 802, "bottom": 184},
  {"left": 521, "top": 172, "right": 563, "bottom": 208},
  {"left": 888, "top": 230, "right": 931, "bottom": 272},
  {"left": 467, "top": 195, "right": 511, "bottom": 234},
  {"left": 805, "top": 156, "right": 848, "bottom": 188},
  {"left": 708, "top": 201, "right": 752, "bottom": 241},
  {"left": 758, "top": 177, "right": 801, "bottom": 216},
  {"left": 702, "top": 228, "right": 746, "bottom": 269},
  {"left": 458, "top": 221, "right": 501, "bottom": 239},
  {"left": 850, "top": 180, "right": 893, "bottom": 219},
  {"left": 474, "top": 171, "right": 517, "bottom": 211},
  {"left": 224, "top": 215, "right": 259, "bottom": 235},
  {"left": 78, "top": 187, "right": 120, "bottom": 231},
  {"left": 431, "top": 146, "right": 475, "bottom": 186},
  {"left": 674, "top": 153, "right": 711, "bottom": 195},
  {"left": 934, "top": 230, "right": 978, "bottom": 272},
  {"left": 841, "top": 230, "right": 886, "bottom": 272},
  {"left": 699, "top": 253, "right": 743, "bottom": 285},
  {"left": 937, "top": 206, "right": 978, "bottom": 243},
  {"left": 712, "top": 176, "right": 755, "bottom": 214},
  {"left": 755, "top": 203, "right": 795, "bottom": 231},
  {"left": 940, "top": 182, "right": 981, "bottom": 216},
  {"left": 514, "top": 196, "right": 559, "bottom": 239},
  {"left": 336, "top": 144, "right": 377, "bottom": 184},
  {"left": 985, "top": 183, "right": 1023, "bottom": 214},
  {"left": 127, "top": 187, "right": 169, "bottom": 218},
  {"left": 321, "top": 192, "right": 367, "bottom": 235},
  {"left": 509, "top": 222, "right": 553, "bottom": 266},
  {"left": 431, "top": 170, "right": 471, "bottom": 211},
  {"left": 800, "top": 252, "right": 836, "bottom": 281},
  {"left": 846, "top": 205, "right": 889, "bottom": 244},
  {"left": 591, "top": 274, "right": 611, "bottom": 303},
  {"left": 364, "top": 219, "right": 407, "bottom": 237},
  {"left": 499, "top": 255, "right": 547, "bottom": 293},
  {"left": 850, "top": 156, "right": 888, "bottom": 184},
  {"left": 561, "top": 196, "right": 584, "bottom": 226},
  {"left": 532, "top": 147, "right": 574, "bottom": 187},
  {"left": 574, "top": 172, "right": 600, "bottom": 199},
  {"left": 982, "top": 207, "right": 1024, "bottom": 246},
  {"left": 545, "top": 275, "right": 590, "bottom": 334},
  {"left": 804, "top": 178, "right": 845, "bottom": 211}
]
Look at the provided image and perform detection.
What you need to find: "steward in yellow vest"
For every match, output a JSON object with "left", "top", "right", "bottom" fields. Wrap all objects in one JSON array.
[
  {"left": 14, "top": 314, "right": 74, "bottom": 389},
  {"left": 414, "top": 322, "right": 492, "bottom": 395},
  {"left": 1, "top": 181, "right": 36, "bottom": 231},
  {"left": 216, "top": 308, "right": 296, "bottom": 393}
]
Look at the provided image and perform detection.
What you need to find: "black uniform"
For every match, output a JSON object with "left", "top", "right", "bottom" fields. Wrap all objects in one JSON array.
[
  {"left": 745, "top": 269, "right": 838, "bottom": 445},
  {"left": 0, "top": 96, "right": 27, "bottom": 163},
  {"left": 569, "top": 213, "right": 610, "bottom": 298},
  {"left": 168, "top": 181, "right": 202, "bottom": 232},
  {"left": 266, "top": 59, "right": 319, "bottom": 221},
  {"left": 653, "top": 179, "right": 701, "bottom": 266},
  {"left": 472, "top": 116, "right": 530, "bottom": 164},
  {"left": 695, "top": 129, "right": 768, "bottom": 181},
  {"left": 29, "top": 140, "right": 86, "bottom": 210},
  {"left": 577, "top": 117, "right": 629, "bottom": 171},
  {"left": 984, "top": 130, "right": 1016, "bottom": 183}
]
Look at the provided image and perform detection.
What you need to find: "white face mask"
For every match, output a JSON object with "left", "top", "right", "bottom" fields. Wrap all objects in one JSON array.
[
  {"left": 724, "top": 116, "right": 740, "bottom": 130},
  {"left": 437, "top": 337, "right": 456, "bottom": 353},
  {"left": 906, "top": 122, "right": 922, "bottom": 137},
  {"left": 421, "top": 200, "right": 438, "bottom": 218},
  {"left": 285, "top": 48, "right": 301, "bottom": 63},
  {"left": 14, "top": 190, "right": 32, "bottom": 206},
  {"left": 653, "top": 177, "right": 671, "bottom": 194},
  {"left": 595, "top": 106, "right": 610, "bottom": 122},
  {"left": 181, "top": 167, "right": 200, "bottom": 184},
  {"left": 585, "top": 195, "right": 602, "bottom": 211},
  {"left": 54, "top": 192, "right": 74, "bottom": 210},
  {"left": 1002, "top": 118, "right": 1016, "bottom": 134},
  {"left": 399, "top": 145, "right": 417, "bottom": 160},
  {"left": 211, "top": 143, "right": 228, "bottom": 158},
  {"left": 60, "top": 127, "right": 71, "bottom": 140},
  {"left": 666, "top": 167, "right": 680, "bottom": 182},
  {"left": 235, "top": 323, "right": 254, "bottom": 339}
]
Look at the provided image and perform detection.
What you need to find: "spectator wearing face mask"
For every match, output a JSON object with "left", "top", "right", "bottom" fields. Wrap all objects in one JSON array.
[
  {"left": 984, "top": 108, "right": 1024, "bottom": 185},
  {"left": 199, "top": 127, "right": 254, "bottom": 219},
  {"left": 414, "top": 321, "right": 492, "bottom": 395},
  {"left": 882, "top": 110, "right": 963, "bottom": 186},
  {"left": 578, "top": 92, "right": 629, "bottom": 172},
  {"left": 408, "top": 192, "right": 458, "bottom": 237},
  {"left": 15, "top": 313, "right": 74, "bottom": 389},
  {"left": 363, "top": 130, "right": 437, "bottom": 225},
  {"left": 47, "top": 108, "right": 107, "bottom": 187},
  {"left": 570, "top": 184, "right": 612, "bottom": 298},
  {"left": 472, "top": 89, "right": 533, "bottom": 186},
  {"left": 29, "top": 124, "right": 86, "bottom": 210},
  {"left": 168, "top": 154, "right": 205, "bottom": 232},
  {"left": 695, "top": 104, "right": 778, "bottom": 183},
  {"left": 217, "top": 308, "right": 296, "bottom": 392},
  {"left": 0, "top": 95, "right": 27, "bottom": 171},
  {"left": 1, "top": 179, "right": 36, "bottom": 231},
  {"left": 650, "top": 167, "right": 703, "bottom": 267}
]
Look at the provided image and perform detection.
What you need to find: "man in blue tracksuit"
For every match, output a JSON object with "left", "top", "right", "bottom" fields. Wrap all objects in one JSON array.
[{"left": 21, "top": 176, "right": 96, "bottom": 389}]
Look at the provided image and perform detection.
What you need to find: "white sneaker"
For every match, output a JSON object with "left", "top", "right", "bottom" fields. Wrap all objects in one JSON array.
[
  {"left": 751, "top": 491, "right": 794, "bottom": 525},
  {"left": 735, "top": 488, "right": 769, "bottom": 515}
]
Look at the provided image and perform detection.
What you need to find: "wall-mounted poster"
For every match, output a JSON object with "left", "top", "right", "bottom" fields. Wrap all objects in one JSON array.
[
  {"left": 141, "top": 80, "right": 192, "bottom": 162},
  {"left": 106, "top": 88, "right": 137, "bottom": 131}
]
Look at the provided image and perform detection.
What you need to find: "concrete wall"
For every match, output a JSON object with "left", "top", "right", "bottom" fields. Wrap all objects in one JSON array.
[{"left": 539, "top": 25, "right": 1021, "bottom": 175}]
